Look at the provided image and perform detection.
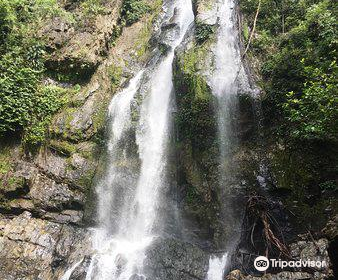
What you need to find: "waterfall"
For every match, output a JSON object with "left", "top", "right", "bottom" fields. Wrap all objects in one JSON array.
[
  {"left": 206, "top": 254, "right": 228, "bottom": 280},
  {"left": 63, "top": 1, "right": 195, "bottom": 280},
  {"left": 206, "top": 0, "right": 250, "bottom": 279}
]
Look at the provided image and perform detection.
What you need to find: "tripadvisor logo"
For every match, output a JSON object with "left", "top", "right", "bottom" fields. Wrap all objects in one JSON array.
[
  {"left": 254, "top": 256, "right": 269, "bottom": 271},
  {"left": 254, "top": 256, "right": 327, "bottom": 272}
]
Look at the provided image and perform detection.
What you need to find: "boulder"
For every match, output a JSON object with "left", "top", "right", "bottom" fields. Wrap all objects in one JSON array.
[{"left": 144, "top": 237, "right": 209, "bottom": 280}]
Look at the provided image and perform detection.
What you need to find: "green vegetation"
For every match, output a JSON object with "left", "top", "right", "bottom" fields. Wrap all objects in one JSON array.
[
  {"left": 0, "top": 147, "right": 11, "bottom": 180},
  {"left": 0, "top": 1, "right": 80, "bottom": 146},
  {"left": 132, "top": 0, "right": 162, "bottom": 58},
  {"left": 0, "top": 145, "right": 24, "bottom": 192},
  {"left": 0, "top": 52, "right": 78, "bottom": 145},
  {"left": 49, "top": 139, "right": 77, "bottom": 156},
  {"left": 240, "top": 0, "right": 337, "bottom": 142},
  {"left": 80, "top": 0, "right": 107, "bottom": 16},
  {"left": 108, "top": 63, "right": 123, "bottom": 89},
  {"left": 121, "top": 0, "right": 151, "bottom": 26},
  {"left": 240, "top": 0, "right": 337, "bottom": 229},
  {"left": 195, "top": 22, "right": 214, "bottom": 44},
  {"left": 175, "top": 46, "right": 217, "bottom": 151}
]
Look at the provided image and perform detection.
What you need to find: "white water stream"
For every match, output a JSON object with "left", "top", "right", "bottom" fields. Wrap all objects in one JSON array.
[
  {"left": 60, "top": 1, "right": 195, "bottom": 280},
  {"left": 206, "top": 254, "right": 228, "bottom": 280},
  {"left": 206, "top": 0, "right": 250, "bottom": 279}
]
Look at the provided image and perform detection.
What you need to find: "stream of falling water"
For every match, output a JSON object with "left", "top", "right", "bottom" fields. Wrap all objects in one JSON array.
[
  {"left": 59, "top": 1, "right": 194, "bottom": 280},
  {"left": 206, "top": 0, "right": 250, "bottom": 279}
]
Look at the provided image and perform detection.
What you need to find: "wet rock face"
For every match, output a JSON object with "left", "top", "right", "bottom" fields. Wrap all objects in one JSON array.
[
  {"left": 144, "top": 237, "right": 209, "bottom": 280},
  {"left": 0, "top": 134, "right": 96, "bottom": 279},
  {"left": 0, "top": 147, "right": 93, "bottom": 224},
  {"left": 68, "top": 255, "right": 93, "bottom": 280},
  {"left": 0, "top": 211, "right": 90, "bottom": 280},
  {"left": 290, "top": 238, "right": 331, "bottom": 272}
]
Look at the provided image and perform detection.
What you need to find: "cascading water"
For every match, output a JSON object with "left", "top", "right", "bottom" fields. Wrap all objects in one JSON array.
[
  {"left": 206, "top": 254, "right": 228, "bottom": 280},
  {"left": 60, "top": 1, "right": 195, "bottom": 280},
  {"left": 206, "top": 0, "right": 250, "bottom": 279}
]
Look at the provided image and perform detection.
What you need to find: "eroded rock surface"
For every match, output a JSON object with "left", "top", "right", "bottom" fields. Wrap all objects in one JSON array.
[
  {"left": 0, "top": 211, "right": 90, "bottom": 279},
  {"left": 144, "top": 237, "right": 209, "bottom": 280}
]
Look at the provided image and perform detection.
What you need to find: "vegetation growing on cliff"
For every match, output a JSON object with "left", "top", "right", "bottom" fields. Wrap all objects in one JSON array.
[
  {"left": 0, "top": 0, "right": 72, "bottom": 145},
  {"left": 121, "top": 0, "right": 151, "bottom": 25},
  {"left": 240, "top": 0, "right": 337, "bottom": 230},
  {"left": 195, "top": 22, "right": 215, "bottom": 44},
  {"left": 175, "top": 46, "right": 216, "bottom": 150},
  {"left": 241, "top": 0, "right": 337, "bottom": 142}
]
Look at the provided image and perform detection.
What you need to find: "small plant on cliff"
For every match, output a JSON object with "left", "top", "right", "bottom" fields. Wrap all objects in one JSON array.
[
  {"left": 81, "top": 0, "right": 106, "bottom": 16},
  {"left": 195, "top": 22, "right": 214, "bottom": 44},
  {"left": 121, "top": 0, "right": 151, "bottom": 26}
]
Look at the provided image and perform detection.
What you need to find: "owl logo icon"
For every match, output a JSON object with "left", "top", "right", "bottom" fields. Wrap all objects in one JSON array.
[{"left": 254, "top": 256, "right": 270, "bottom": 271}]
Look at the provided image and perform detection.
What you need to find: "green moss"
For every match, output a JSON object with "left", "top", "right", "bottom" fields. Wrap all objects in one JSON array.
[
  {"left": 0, "top": 145, "right": 25, "bottom": 192},
  {"left": 186, "top": 185, "right": 201, "bottom": 205},
  {"left": 174, "top": 45, "right": 217, "bottom": 153},
  {"left": 268, "top": 143, "right": 338, "bottom": 231},
  {"left": 108, "top": 63, "right": 123, "bottom": 90},
  {"left": 80, "top": 0, "right": 107, "bottom": 16},
  {"left": 121, "top": 0, "right": 151, "bottom": 26},
  {"left": 243, "top": 20, "right": 249, "bottom": 42},
  {"left": 77, "top": 169, "right": 96, "bottom": 190},
  {"left": 92, "top": 103, "right": 108, "bottom": 133},
  {"left": 0, "top": 147, "right": 11, "bottom": 178},
  {"left": 180, "top": 47, "right": 211, "bottom": 101},
  {"left": 133, "top": 0, "right": 162, "bottom": 58},
  {"left": 77, "top": 143, "right": 98, "bottom": 160},
  {"left": 49, "top": 139, "right": 77, "bottom": 156}
]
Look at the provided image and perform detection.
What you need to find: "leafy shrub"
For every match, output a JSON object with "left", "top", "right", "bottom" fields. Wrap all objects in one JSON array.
[
  {"left": 0, "top": 53, "right": 69, "bottom": 144},
  {"left": 283, "top": 61, "right": 337, "bottom": 140},
  {"left": 195, "top": 22, "right": 214, "bottom": 44},
  {"left": 81, "top": 0, "right": 106, "bottom": 16},
  {"left": 121, "top": 0, "right": 150, "bottom": 25},
  {"left": 0, "top": 52, "right": 41, "bottom": 133}
]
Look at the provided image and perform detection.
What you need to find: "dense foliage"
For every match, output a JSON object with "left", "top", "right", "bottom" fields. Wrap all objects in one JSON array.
[
  {"left": 195, "top": 22, "right": 214, "bottom": 44},
  {"left": 121, "top": 0, "right": 150, "bottom": 26},
  {"left": 0, "top": 0, "right": 70, "bottom": 144},
  {"left": 240, "top": 0, "right": 337, "bottom": 229},
  {"left": 241, "top": 0, "right": 337, "bottom": 141}
]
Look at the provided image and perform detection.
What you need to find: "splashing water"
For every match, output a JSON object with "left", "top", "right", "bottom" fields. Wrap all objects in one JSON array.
[{"left": 206, "top": 254, "right": 228, "bottom": 280}]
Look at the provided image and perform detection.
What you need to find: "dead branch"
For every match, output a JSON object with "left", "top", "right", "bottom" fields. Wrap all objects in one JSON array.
[{"left": 242, "top": 0, "right": 261, "bottom": 58}]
